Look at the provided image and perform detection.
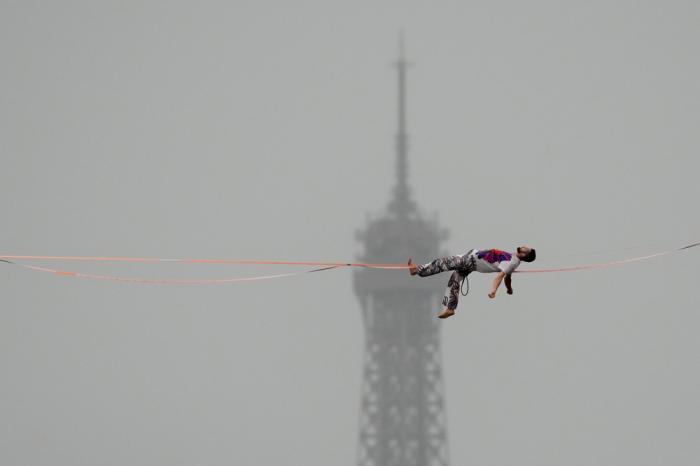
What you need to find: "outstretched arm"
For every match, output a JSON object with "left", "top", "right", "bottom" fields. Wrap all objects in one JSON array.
[
  {"left": 488, "top": 271, "right": 506, "bottom": 298},
  {"left": 505, "top": 273, "right": 513, "bottom": 295}
]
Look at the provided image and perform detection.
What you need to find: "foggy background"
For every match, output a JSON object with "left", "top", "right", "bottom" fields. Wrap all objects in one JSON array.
[{"left": 1, "top": 1, "right": 699, "bottom": 465}]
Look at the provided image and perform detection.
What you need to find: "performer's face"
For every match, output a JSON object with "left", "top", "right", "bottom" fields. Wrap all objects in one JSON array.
[{"left": 516, "top": 246, "right": 532, "bottom": 259}]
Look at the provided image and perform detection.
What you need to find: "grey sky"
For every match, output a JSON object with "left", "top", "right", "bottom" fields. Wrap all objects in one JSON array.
[{"left": 1, "top": 1, "right": 699, "bottom": 465}]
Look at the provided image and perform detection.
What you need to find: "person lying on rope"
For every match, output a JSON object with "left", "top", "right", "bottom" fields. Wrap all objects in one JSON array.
[{"left": 408, "top": 246, "right": 536, "bottom": 319}]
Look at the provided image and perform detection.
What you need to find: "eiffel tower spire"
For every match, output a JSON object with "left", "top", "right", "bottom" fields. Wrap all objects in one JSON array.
[{"left": 388, "top": 32, "right": 417, "bottom": 217}]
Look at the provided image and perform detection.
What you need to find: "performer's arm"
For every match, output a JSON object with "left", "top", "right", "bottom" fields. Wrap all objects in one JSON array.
[
  {"left": 505, "top": 274, "right": 513, "bottom": 295},
  {"left": 488, "top": 271, "right": 506, "bottom": 298}
]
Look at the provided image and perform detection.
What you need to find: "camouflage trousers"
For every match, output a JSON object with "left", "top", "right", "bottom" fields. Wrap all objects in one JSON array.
[{"left": 417, "top": 250, "right": 476, "bottom": 311}]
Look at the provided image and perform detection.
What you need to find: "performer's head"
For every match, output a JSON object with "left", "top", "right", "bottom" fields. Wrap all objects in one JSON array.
[{"left": 517, "top": 246, "right": 536, "bottom": 262}]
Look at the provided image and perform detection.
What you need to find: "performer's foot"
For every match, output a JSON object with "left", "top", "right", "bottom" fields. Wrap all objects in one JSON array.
[
  {"left": 408, "top": 258, "right": 419, "bottom": 276},
  {"left": 438, "top": 309, "right": 455, "bottom": 319}
]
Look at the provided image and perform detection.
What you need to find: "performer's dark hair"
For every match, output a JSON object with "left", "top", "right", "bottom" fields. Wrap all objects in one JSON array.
[{"left": 523, "top": 249, "right": 536, "bottom": 262}]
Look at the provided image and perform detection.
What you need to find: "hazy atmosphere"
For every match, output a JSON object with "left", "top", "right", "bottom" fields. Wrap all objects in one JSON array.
[{"left": 2, "top": 1, "right": 699, "bottom": 465}]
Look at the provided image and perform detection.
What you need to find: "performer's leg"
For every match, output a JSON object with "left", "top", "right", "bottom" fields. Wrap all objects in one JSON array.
[
  {"left": 437, "top": 271, "right": 465, "bottom": 319},
  {"left": 417, "top": 255, "right": 469, "bottom": 277},
  {"left": 443, "top": 271, "right": 463, "bottom": 310}
]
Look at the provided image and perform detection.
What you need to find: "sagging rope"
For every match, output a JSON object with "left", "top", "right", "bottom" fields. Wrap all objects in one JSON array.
[
  {"left": 515, "top": 241, "right": 700, "bottom": 274},
  {"left": 0, "top": 255, "right": 407, "bottom": 268},
  {"left": 0, "top": 241, "right": 698, "bottom": 285},
  {"left": 0, "top": 259, "right": 347, "bottom": 285}
]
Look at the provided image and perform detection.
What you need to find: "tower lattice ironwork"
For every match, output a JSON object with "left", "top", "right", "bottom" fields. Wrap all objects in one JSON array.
[{"left": 354, "top": 41, "right": 450, "bottom": 466}]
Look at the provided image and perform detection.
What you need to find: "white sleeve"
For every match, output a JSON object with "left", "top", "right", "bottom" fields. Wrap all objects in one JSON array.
[{"left": 499, "top": 260, "right": 519, "bottom": 275}]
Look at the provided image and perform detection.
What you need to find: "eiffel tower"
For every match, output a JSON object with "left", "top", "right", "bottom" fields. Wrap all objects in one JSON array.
[{"left": 353, "top": 39, "right": 450, "bottom": 466}]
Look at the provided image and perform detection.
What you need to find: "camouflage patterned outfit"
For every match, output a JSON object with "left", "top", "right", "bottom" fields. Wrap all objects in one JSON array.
[{"left": 417, "top": 249, "right": 476, "bottom": 311}]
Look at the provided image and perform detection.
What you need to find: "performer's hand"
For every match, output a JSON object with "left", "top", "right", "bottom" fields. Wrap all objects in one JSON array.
[
  {"left": 506, "top": 288, "right": 513, "bottom": 295},
  {"left": 488, "top": 291, "right": 496, "bottom": 299}
]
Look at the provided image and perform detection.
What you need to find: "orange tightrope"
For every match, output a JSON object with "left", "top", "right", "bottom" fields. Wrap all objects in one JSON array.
[
  {"left": 516, "top": 251, "right": 670, "bottom": 273},
  {"left": 2, "top": 262, "right": 346, "bottom": 285},
  {"left": 1, "top": 241, "right": 697, "bottom": 285},
  {"left": 0, "top": 255, "right": 408, "bottom": 269}
]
